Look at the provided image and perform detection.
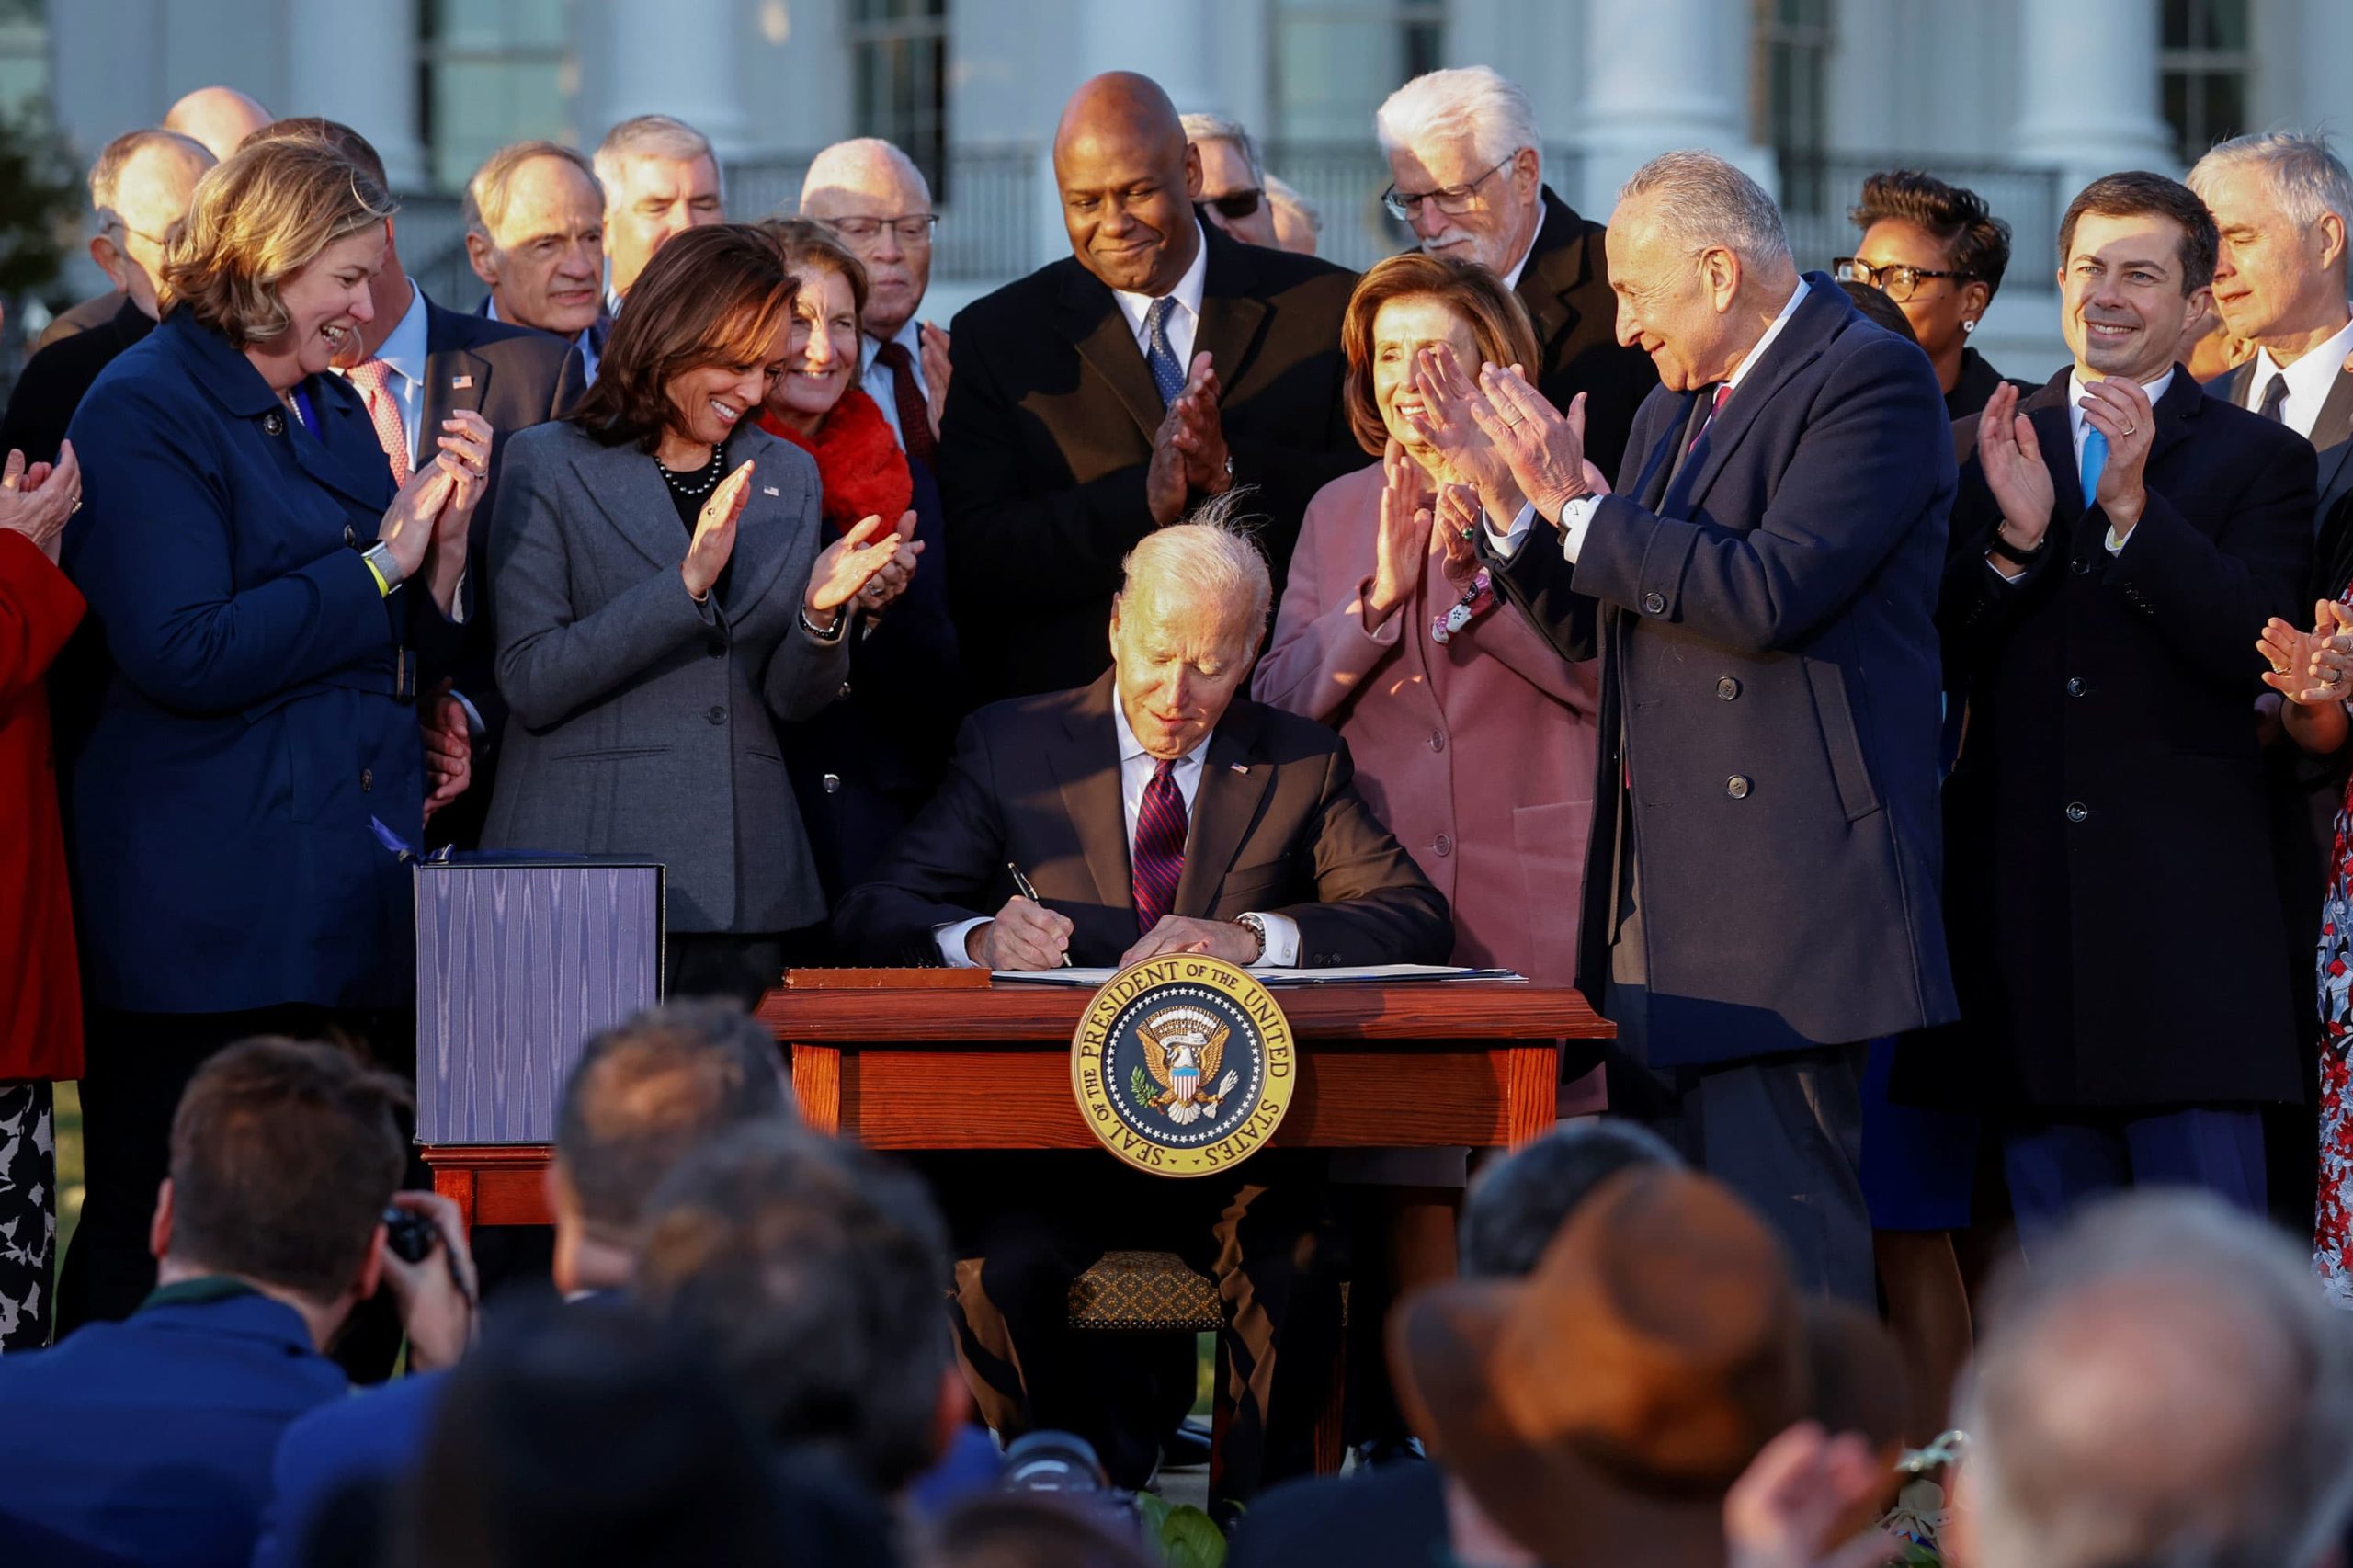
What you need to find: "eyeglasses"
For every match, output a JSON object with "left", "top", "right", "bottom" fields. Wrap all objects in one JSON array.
[
  {"left": 1382, "top": 159, "right": 1509, "bottom": 222},
  {"left": 1833, "top": 256, "right": 1974, "bottom": 303},
  {"left": 824, "top": 214, "right": 939, "bottom": 246},
  {"left": 1205, "top": 188, "right": 1264, "bottom": 222}
]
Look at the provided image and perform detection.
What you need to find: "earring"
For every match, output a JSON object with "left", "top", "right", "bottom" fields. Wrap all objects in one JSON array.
[{"left": 1963, "top": 319, "right": 1978, "bottom": 334}]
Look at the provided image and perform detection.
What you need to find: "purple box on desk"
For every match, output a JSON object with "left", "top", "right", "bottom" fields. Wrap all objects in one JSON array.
[{"left": 415, "top": 859, "right": 665, "bottom": 1144}]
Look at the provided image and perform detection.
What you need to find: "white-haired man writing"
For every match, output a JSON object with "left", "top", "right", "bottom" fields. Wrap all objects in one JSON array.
[
  {"left": 595, "top": 114, "right": 723, "bottom": 308},
  {"left": 835, "top": 513, "right": 1449, "bottom": 1515},
  {"left": 1376, "top": 65, "right": 1655, "bottom": 474},
  {"left": 800, "top": 137, "right": 950, "bottom": 462}
]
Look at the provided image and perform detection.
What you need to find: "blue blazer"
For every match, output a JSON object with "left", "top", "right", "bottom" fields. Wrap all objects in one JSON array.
[
  {"left": 0, "top": 1290, "right": 347, "bottom": 1568},
  {"left": 60, "top": 311, "right": 456, "bottom": 1013},
  {"left": 249, "top": 1369, "right": 447, "bottom": 1568},
  {"left": 1490, "top": 275, "right": 1960, "bottom": 1063}
]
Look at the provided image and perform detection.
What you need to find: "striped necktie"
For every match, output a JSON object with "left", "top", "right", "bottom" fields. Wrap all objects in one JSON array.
[{"left": 1131, "top": 757, "right": 1187, "bottom": 935}]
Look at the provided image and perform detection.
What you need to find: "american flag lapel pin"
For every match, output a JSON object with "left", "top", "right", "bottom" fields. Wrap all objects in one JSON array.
[
  {"left": 449, "top": 374, "right": 472, "bottom": 390},
  {"left": 1229, "top": 763, "right": 1249, "bottom": 774},
  {"left": 762, "top": 485, "right": 780, "bottom": 496}
]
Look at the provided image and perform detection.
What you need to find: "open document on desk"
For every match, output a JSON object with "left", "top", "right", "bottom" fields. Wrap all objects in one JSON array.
[{"left": 988, "top": 964, "right": 1525, "bottom": 987}]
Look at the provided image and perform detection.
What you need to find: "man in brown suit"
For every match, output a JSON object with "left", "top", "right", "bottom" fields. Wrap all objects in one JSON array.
[{"left": 836, "top": 518, "right": 1449, "bottom": 1515}]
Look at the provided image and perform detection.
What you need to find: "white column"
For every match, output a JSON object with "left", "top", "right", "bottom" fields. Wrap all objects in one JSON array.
[
  {"left": 597, "top": 0, "right": 752, "bottom": 159},
  {"left": 1575, "top": 0, "right": 1778, "bottom": 216},
  {"left": 2011, "top": 0, "right": 2177, "bottom": 196},
  {"left": 288, "top": 0, "right": 427, "bottom": 189}
]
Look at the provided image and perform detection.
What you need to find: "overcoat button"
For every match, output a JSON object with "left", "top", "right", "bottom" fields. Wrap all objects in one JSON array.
[
  {"left": 2069, "top": 557, "right": 2092, "bottom": 575},
  {"left": 1642, "top": 591, "right": 1667, "bottom": 615},
  {"left": 2065, "top": 801, "right": 2088, "bottom": 823},
  {"left": 263, "top": 411, "right": 285, "bottom": 437},
  {"left": 822, "top": 773, "right": 842, "bottom": 793},
  {"left": 1716, "top": 676, "right": 1741, "bottom": 700},
  {"left": 1725, "top": 775, "right": 1751, "bottom": 799},
  {"left": 706, "top": 706, "right": 726, "bottom": 724},
  {"left": 360, "top": 768, "right": 374, "bottom": 791},
  {"left": 1433, "top": 834, "right": 1453, "bottom": 856},
  {"left": 2065, "top": 676, "right": 2086, "bottom": 696}
]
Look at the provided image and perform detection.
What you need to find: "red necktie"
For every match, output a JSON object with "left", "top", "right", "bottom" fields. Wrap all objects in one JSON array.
[
  {"left": 1688, "top": 382, "right": 1731, "bottom": 453},
  {"left": 1131, "top": 758, "right": 1187, "bottom": 935},
  {"left": 872, "top": 339, "right": 938, "bottom": 469},
  {"left": 347, "top": 358, "right": 412, "bottom": 483}
]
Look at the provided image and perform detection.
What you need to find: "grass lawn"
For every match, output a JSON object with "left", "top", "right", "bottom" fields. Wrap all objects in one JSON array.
[{"left": 53, "top": 1080, "right": 82, "bottom": 1294}]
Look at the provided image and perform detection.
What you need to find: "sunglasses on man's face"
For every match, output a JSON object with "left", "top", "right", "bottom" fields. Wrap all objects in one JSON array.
[{"left": 1206, "top": 188, "right": 1264, "bottom": 221}]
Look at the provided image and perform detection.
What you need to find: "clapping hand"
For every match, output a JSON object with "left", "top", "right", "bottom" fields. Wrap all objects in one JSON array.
[
  {"left": 421, "top": 690, "right": 472, "bottom": 823},
  {"left": 682, "top": 460, "right": 756, "bottom": 602},
  {"left": 1724, "top": 1423, "right": 1902, "bottom": 1568},
  {"left": 807, "top": 511, "right": 911, "bottom": 616},
  {"left": 919, "top": 322, "right": 951, "bottom": 439},
  {"left": 1366, "top": 438, "right": 1431, "bottom": 624},
  {"left": 1406, "top": 345, "right": 1524, "bottom": 521},
  {"left": 856, "top": 509, "right": 925, "bottom": 616},
  {"left": 0, "top": 440, "right": 81, "bottom": 562},
  {"left": 2078, "top": 375, "right": 2155, "bottom": 537},
  {"left": 1147, "top": 353, "right": 1232, "bottom": 526},
  {"left": 2260, "top": 600, "right": 2353, "bottom": 706},
  {"left": 1436, "top": 481, "right": 1483, "bottom": 581},
  {"left": 1975, "top": 381, "right": 2054, "bottom": 559},
  {"left": 1462, "top": 364, "right": 1607, "bottom": 525}
]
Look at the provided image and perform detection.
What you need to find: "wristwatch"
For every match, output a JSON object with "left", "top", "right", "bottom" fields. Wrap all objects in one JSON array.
[
  {"left": 361, "top": 540, "right": 404, "bottom": 595},
  {"left": 799, "top": 603, "right": 847, "bottom": 642},
  {"left": 1985, "top": 527, "right": 2052, "bottom": 569},
  {"left": 1235, "top": 912, "right": 1268, "bottom": 963}
]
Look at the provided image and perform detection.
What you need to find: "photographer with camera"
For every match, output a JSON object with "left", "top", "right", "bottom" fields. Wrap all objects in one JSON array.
[{"left": 0, "top": 1037, "right": 476, "bottom": 1568}]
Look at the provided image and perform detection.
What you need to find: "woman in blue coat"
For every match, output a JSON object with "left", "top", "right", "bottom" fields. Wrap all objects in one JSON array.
[{"left": 55, "top": 135, "right": 492, "bottom": 1326}]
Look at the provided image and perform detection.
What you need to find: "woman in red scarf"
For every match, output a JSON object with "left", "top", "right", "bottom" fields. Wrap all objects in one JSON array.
[{"left": 756, "top": 220, "right": 961, "bottom": 903}]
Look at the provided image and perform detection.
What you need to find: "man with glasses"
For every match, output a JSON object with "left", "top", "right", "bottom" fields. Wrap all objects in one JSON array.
[
  {"left": 800, "top": 138, "right": 952, "bottom": 463},
  {"left": 0, "top": 129, "right": 214, "bottom": 467},
  {"left": 1182, "top": 113, "right": 1281, "bottom": 249},
  {"left": 1375, "top": 66, "right": 1655, "bottom": 476}
]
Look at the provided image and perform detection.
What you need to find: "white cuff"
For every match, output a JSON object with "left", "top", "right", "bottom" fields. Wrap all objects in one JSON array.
[
  {"left": 2104, "top": 523, "right": 2130, "bottom": 555},
  {"left": 1483, "top": 499, "right": 1538, "bottom": 560},
  {"left": 451, "top": 691, "right": 488, "bottom": 743},
  {"left": 1558, "top": 494, "right": 1602, "bottom": 564},
  {"left": 1985, "top": 555, "right": 2028, "bottom": 585},
  {"left": 449, "top": 566, "right": 471, "bottom": 625},
  {"left": 936, "top": 917, "right": 989, "bottom": 967},
  {"left": 1246, "top": 912, "right": 1301, "bottom": 968}
]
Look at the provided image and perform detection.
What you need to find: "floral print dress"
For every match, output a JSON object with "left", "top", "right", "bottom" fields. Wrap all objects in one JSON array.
[{"left": 2318, "top": 587, "right": 2353, "bottom": 1306}]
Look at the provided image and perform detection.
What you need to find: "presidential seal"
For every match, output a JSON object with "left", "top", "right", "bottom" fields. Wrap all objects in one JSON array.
[{"left": 1071, "top": 955, "right": 1295, "bottom": 1177}]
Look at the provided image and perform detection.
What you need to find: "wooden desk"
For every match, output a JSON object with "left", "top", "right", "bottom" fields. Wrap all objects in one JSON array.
[{"left": 424, "top": 974, "right": 1608, "bottom": 1229}]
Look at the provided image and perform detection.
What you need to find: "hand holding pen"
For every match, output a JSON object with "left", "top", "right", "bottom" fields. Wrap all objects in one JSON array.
[{"left": 965, "top": 860, "right": 1074, "bottom": 969}]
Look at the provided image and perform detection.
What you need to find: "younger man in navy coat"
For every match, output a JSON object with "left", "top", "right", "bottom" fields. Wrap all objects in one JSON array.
[{"left": 0, "top": 1040, "right": 474, "bottom": 1567}]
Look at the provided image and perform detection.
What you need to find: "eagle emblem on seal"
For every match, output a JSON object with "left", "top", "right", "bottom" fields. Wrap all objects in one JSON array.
[{"left": 1136, "top": 1006, "right": 1243, "bottom": 1126}]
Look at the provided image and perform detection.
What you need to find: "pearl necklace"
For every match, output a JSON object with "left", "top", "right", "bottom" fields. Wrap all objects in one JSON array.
[{"left": 657, "top": 444, "right": 725, "bottom": 498}]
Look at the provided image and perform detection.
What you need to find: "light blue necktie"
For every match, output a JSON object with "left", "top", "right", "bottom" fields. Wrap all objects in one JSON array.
[
  {"left": 1142, "top": 297, "right": 1186, "bottom": 407},
  {"left": 2078, "top": 422, "right": 2108, "bottom": 508}
]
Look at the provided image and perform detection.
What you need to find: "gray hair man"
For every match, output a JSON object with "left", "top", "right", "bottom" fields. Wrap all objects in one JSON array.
[
  {"left": 595, "top": 114, "right": 723, "bottom": 306},
  {"left": 1951, "top": 1191, "right": 2353, "bottom": 1568},
  {"left": 162, "top": 85, "right": 270, "bottom": 162},
  {"left": 1182, "top": 112, "right": 1279, "bottom": 249},
  {"left": 465, "top": 140, "right": 608, "bottom": 380},
  {"left": 1264, "top": 174, "right": 1321, "bottom": 256},
  {"left": 799, "top": 137, "right": 949, "bottom": 461},
  {"left": 1422, "top": 148, "right": 1956, "bottom": 1306},
  {"left": 2188, "top": 131, "right": 2353, "bottom": 527},
  {"left": 1374, "top": 65, "right": 1657, "bottom": 474}
]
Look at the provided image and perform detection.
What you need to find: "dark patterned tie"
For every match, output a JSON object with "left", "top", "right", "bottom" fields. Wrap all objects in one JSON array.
[
  {"left": 872, "top": 338, "right": 938, "bottom": 468},
  {"left": 1131, "top": 757, "right": 1187, "bottom": 935},
  {"left": 2257, "top": 372, "right": 2290, "bottom": 423},
  {"left": 1143, "top": 297, "right": 1187, "bottom": 407}
]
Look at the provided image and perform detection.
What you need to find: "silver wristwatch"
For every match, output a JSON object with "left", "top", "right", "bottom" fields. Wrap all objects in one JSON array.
[
  {"left": 361, "top": 540, "right": 404, "bottom": 593},
  {"left": 1235, "top": 912, "right": 1268, "bottom": 963}
]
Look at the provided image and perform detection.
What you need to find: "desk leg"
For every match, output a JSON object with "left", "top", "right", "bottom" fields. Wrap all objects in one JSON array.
[
  {"left": 1503, "top": 1046, "right": 1558, "bottom": 1145},
  {"left": 791, "top": 1043, "right": 842, "bottom": 1137},
  {"left": 431, "top": 1163, "right": 478, "bottom": 1237}
]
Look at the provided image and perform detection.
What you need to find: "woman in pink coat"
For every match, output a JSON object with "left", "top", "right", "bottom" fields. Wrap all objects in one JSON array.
[{"left": 1252, "top": 254, "right": 1601, "bottom": 1455}]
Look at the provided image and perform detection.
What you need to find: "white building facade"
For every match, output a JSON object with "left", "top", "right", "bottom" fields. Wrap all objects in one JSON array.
[{"left": 22, "top": 0, "right": 2353, "bottom": 369}]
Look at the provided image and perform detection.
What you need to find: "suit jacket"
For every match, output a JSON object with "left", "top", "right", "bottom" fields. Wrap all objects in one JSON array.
[
  {"left": 414, "top": 293, "right": 588, "bottom": 849},
  {"left": 937, "top": 221, "right": 1360, "bottom": 705},
  {"left": 60, "top": 310, "right": 457, "bottom": 1013},
  {"left": 1514, "top": 186, "right": 1660, "bottom": 481},
  {"left": 473, "top": 291, "right": 610, "bottom": 369},
  {"left": 250, "top": 1369, "right": 446, "bottom": 1568},
  {"left": 482, "top": 420, "right": 850, "bottom": 935},
  {"left": 1228, "top": 1461, "right": 1447, "bottom": 1568},
  {"left": 0, "top": 294, "right": 153, "bottom": 465},
  {"left": 1948, "top": 346, "right": 2038, "bottom": 423},
  {"left": 2210, "top": 354, "right": 2353, "bottom": 552},
  {"left": 1897, "top": 369, "right": 2314, "bottom": 1110},
  {"left": 0, "top": 531, "right": 82, "bottom": 1080},
  {"left": 0, "top": 1288, "right": 347, "bottom": 1568},
  {"left": 35, "top": 287, "right": 126, "bottom": 351},
  {"left": 834, "top": 672, "right": 1452, "bottom": 968},
  {"left": 1488, "top": 276, "right": 1958, "bottom": 1064}
]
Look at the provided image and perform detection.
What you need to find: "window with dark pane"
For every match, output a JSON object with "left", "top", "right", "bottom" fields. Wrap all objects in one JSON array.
[
  {"left": 1753, "top": 0, "right": 1835, "bottom": 222},
  {"left": 2161, "top": 0, "right": 2252, "bottom": 165},
  {"left": 421, "top": 0, "right": 571, "bottom": 193},
  {"left": 849, "top": 0, "right": 948, "bottom": 200}
]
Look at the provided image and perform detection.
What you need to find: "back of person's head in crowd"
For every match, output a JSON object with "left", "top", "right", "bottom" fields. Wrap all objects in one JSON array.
[
  {"left": 1264, "top": 174, "right": 1321, "bottom": 256},
  {"left": 1840, "top": 278, "right": 1921, "bottom": 344},
  {"left": 566, "top": 222, "right": 795, "bottom": 452},
  {"left": 237, "top": 118, "right": 411, "bottom": 366},
  {"left": 924, "top": 1494, "right": 1157, "bottom": 1568},
  {"left": 798, "top": 137, "right": 934, "bottom": 342},
  {"left": 164, "top": 132, "right": 394, "bottom": 361},
  {"left": 164, "top": 85, "right": 271, "bottom": 163},
  {"left": 1375, "top": 65, "right": 1544, "bottom": 277},
  {"left": 398, "top": 1304, "right": 892, "bottom": 1568},
  {"left": 633, "top": 1121, "right": 962, "bottom": 1496},
  {"left": 1951, "top": 1191, "right": 2353, "bottom": 1568},
  {"left": 153, "top": 1037, "right": 408, "bottom": 1328},
  {"left": 464, "top": 140, "right": 607, "bottom": 340},
  {"left": 85, "top": 128, "right": 214, "bottom": 319},
  {"left": 550, "top": 999, "right": 792, "bottom": 1295},
  {"left": 595, "top": 114, "right": 723, "bottom": 298},
  {"left": 1111, "top": 500, "right": 1273, "bottom": 762},
  {"left": 1458, "top": 1118, "right": 1682, "bottom": 1278},
  {"left": 1181, "top": 111, "right": 1278, "bottom": 249},
  {"left": 1393, "top": 1165, "right": 1904, "bottom": 1568}
]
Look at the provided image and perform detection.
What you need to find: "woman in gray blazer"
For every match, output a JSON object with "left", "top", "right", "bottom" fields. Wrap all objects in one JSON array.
[{"left": 484, "top": 225, "right": 917, "bottom": 1005}]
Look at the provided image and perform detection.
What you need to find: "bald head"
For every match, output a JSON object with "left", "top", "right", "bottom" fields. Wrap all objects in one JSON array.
[
  {"left": 88, "top": 130, "right": 214, "bottom": 318},
  {"left": 800, "top": 138, "right": 934, "bottom": 338},
  {"left": 164, "top": 86, "right": 271, "bottom": 163},
  {"left": 1051, "top": 73, "right": 1200, "bottom": 297}
]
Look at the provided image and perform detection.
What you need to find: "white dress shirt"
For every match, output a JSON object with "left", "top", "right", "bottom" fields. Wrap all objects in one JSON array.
[
  {"left": 861, "top": 317, "right": 927, "bottom": 448},
  {"left": 935, "top": 696, "right": 1302, "bottom": 968},
  {"left": 1488, "top": 278, "right": 1812, "bottom": 565},
  {"left": 2241, "top": 313, "right": 2353, "bottom": 439},
  {"left": 1498, "top": 222, "right": 1540, "bottom": 292},
  {"left": 1108, "top": 221, "right": 1210, "bottom": 372},
  {"left": 1982, "top": 366, "right": 2176, "bottom": 584},
  {"left": 486, "top": 294, "right": 600, "bottom": 383}
]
